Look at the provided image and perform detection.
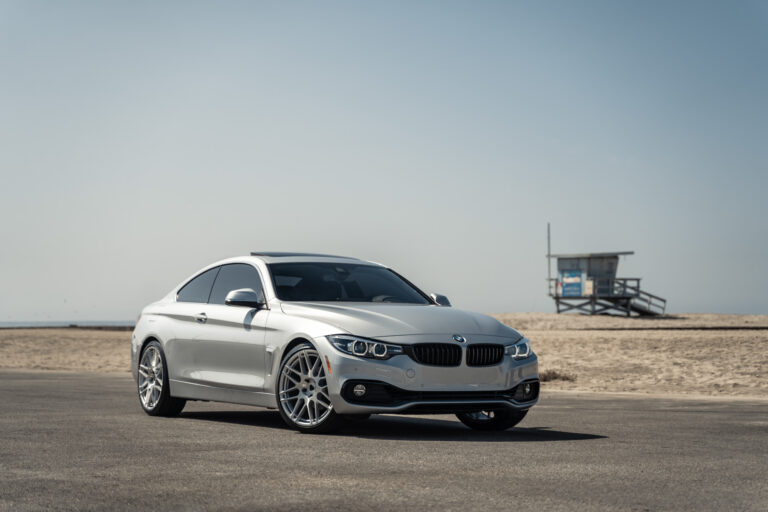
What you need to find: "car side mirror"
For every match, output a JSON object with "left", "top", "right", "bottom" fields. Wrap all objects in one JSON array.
[
  {"left": 430, "top": 293, "right": 451, "bottom": 307},
  {"left": 225, "top": 288, "right": 266, "bottom": 309}
]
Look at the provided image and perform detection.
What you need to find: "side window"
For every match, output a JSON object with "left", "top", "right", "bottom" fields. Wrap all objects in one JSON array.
[
  {"left": 177, "top": 267, "right": 220, "bottom": 303},
  {"left": 208, "top": 263, "right": 265, "bottom": 305}
]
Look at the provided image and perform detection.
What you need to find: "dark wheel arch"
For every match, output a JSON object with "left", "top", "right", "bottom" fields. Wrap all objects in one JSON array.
[{"left": 280, "top": 337, "right": 315, "bottom": 362}]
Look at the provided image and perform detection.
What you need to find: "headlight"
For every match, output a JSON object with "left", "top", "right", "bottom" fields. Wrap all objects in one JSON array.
[
  {"left": 505, "top": 338, "right": 532, "bottom": 360},
  {"left": 328, "top": 335, "right": 404, "bottom": 360}
]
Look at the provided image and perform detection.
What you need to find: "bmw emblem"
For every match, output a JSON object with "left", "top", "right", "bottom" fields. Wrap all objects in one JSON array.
[{"left": 453, "top": 335, "right": 466, "bottom": 343}]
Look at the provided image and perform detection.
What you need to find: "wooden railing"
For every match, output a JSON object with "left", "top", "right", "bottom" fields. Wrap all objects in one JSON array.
[{"left": 548, "top": 277, "right": 667, "bottom": 314}]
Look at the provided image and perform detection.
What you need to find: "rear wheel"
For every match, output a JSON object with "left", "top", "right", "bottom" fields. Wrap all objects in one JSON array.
[
  {"left": 456, "top": 409, "right": 527, "bottom": 431},
  {"left": 276, "top": 343, "right": 346, "bottom": 433},
  {"left": 138, "top": 341, "right": 186, "bottom": 417}
]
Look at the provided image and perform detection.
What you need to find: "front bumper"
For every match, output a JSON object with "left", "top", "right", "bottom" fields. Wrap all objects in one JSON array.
[{"left": 314, "top": 336, "right": 539, "bottom": 415}]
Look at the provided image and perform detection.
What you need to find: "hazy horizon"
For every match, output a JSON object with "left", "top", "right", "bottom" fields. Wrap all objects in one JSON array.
[{"left": 1, "top": 1, "right": 766, "bottom": 321}]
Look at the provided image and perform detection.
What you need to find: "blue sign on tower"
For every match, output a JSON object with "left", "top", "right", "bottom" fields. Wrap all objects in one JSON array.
[{"left": 561, "top": 270, "right": 582, "bottom": 297}]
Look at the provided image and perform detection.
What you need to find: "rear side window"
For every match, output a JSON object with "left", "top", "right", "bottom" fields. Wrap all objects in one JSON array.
[
  {"left": 177, "top": 267, "right": 220, "bottom": 303},
  {"left": 208, "top": 263, "right": 265, "bottom": 305}
]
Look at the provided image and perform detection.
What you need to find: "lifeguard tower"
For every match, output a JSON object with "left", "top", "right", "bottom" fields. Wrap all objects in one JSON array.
[{"left": 546, "top": 226, "right": 667, "bottom": 316}]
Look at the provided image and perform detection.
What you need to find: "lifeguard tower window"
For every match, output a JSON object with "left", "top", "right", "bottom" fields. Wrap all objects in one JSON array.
[{"left": 547, "top": 251, "right": 666, "bottom": 316}]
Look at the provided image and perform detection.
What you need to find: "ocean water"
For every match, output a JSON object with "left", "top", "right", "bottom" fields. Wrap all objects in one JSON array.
[{"left": 0, "top": 321, "right": 135, "bottom": 328}]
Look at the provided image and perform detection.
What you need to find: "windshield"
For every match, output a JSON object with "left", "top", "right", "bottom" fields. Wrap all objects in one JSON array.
[{"left": 268, "top": 263, "right": 430, "bottom": 304}]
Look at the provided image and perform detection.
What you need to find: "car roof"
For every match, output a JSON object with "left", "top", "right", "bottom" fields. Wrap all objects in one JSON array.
[{"left": 248, "top": 252, "right": 379, "bottom": 265}]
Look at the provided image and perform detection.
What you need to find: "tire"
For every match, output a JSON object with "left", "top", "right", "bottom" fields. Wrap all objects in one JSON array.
[
  {"left": 137, "top": 340, "right": 186, "bottom": 417},
  {"left": 456, "top": 408, "right": 527, "bottom": 431},
  {"left": 276, "top": 342, "right": 346, "bottom": 433}
]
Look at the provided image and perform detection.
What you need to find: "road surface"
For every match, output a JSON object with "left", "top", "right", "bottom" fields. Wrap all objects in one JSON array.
[{"left": 0, "top": 371, "right": 765, "bottom": 511}]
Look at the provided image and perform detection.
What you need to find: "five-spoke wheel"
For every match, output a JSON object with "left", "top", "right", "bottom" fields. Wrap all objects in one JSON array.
[
  {"left": 138, "top": 345, "right": 164, "bottom": 409},
  {"left": 137, "top": 341, "right": 185, "bottom": 417}
]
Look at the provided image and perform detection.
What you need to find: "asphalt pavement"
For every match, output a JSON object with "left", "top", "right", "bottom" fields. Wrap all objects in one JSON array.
[{"left": 0, "top": 371, "right": 766, "bottom": 511}]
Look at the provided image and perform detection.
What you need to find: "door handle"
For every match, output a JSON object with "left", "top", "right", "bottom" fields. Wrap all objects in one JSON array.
[{"left": 195, "top": 312, "right": 207, "bottom": 324}]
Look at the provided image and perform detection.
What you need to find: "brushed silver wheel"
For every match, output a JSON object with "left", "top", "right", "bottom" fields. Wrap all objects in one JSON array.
[
  {"left": 137, "top": 341, "right": 185, "bottom": 417},
  {"left": 138, "top": 345, "right": 163, "bottom": 410},
  {"left": 278, "top": 347, "right": 333, "bottom": 428}
]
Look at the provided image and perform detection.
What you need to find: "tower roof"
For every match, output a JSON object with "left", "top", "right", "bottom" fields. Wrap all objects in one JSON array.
[{"left": 549, "top": 251, "right": 634, "bottom": 259}]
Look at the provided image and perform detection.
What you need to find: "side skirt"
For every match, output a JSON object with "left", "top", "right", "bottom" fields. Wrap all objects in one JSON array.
[{"left": 170, "top": 379, "right": 277, "bottom": 408}]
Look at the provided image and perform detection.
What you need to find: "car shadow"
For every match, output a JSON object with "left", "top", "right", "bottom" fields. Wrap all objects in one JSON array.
[
  {"left": 181, "top": 410, "right": 288, "bottom": 429},
  {"left": 179, "top": 410, "right": 606, "bottom": 442}
]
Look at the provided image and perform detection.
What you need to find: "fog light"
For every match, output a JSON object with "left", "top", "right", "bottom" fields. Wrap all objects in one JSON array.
[
  {"left": 524, "top": 383, "right": 532, "bottom": 396},
  {"left": 353, "top": 384, "right": 367, "bottom": 397}
]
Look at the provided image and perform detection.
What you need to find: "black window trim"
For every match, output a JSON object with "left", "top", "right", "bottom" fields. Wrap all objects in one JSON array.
[
  {"left": 206, "top": 262, "right": 269, "bottom": 309},
  {"left": 176, "top": 266, "right": 221, "bottom": 304},
  {"left": 386, "top": 268, "right": 435, "bottom": 305}
]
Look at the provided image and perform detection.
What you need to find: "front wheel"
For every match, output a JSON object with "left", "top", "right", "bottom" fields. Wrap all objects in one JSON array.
[
  {"left": 276, "top": 343, "right": 346, "bottom": 433},
  {"left": 456, "top": 409, "right": 527, "bottom": 431},
  {"left": 137, "top": 341, "right": 186, "bottom": 417}
]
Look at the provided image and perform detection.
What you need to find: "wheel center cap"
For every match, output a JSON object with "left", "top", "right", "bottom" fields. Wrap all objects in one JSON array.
[{"left": 301, "top": 378, "right": 316, "bottom": 394}]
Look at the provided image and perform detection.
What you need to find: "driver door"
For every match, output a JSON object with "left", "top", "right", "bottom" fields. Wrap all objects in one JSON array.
[{"left": 193, "top": 263, "right": 270, "bottom": 391}]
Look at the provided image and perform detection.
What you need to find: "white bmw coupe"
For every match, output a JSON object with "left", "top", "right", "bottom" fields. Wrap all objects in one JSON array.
[{"left": 132, "top": 252, "right": 539, "bottom": 433}]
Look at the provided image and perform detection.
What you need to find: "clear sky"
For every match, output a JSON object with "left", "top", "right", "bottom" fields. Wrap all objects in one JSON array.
[{"left": 1, "top": 0, "right": 766, "bottom": 321}]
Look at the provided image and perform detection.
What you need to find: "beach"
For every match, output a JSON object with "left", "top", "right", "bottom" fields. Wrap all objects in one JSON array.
[{"left": 1, "top": 313, "right": 766, "bottom": 398}]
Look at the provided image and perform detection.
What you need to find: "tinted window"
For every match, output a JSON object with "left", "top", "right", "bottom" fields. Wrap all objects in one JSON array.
[
  {"left": 209, "top": 263, "right": 265, "bottom": 305},
  {"left": 177, "top": 267, "right": 220, "bottom": 303},
  {"left": 269, "top": 263, "right": 429, "bottom": 304}
]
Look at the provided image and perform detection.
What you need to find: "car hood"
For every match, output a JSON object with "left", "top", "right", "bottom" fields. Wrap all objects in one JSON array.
[{"left": 279, "top": 302, "right": 522, "bottom": 340}]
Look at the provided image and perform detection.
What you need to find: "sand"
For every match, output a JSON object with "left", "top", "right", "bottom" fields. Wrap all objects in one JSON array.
[
  {"left": 493, "top": 313, "right": 768, "bottom": 397},
  {"left": 0, "top": 328, "right": 130, "bottom": 373},
  {"left": 492, "top": 312, "right": 768, "bottom": 331},
  {"left": 1, "top": 313, "right": 766, "bottom": 398}
]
